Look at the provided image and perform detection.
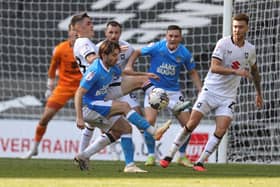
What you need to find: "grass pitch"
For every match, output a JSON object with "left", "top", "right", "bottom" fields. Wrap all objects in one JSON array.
[{"left": 0, "top": 158, "right": 279, "bottom": 187}]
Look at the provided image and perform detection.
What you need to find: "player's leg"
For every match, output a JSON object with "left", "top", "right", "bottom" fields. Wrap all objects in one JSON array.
[
  {"left": 21, "top": 106, "right": 58, "bottom": 159},
  {"left": 120, "top": 75, "right": 149, "bottom": 95},
  {"left": 175, "top": 111, "right": 193, "bottom": 167},
  {"left": 160, "top": 89, "right": 211, "bottom": 167},
  {"left": 21, "top": 86, "right": 74, "bottom": 159},
  {"left": 75, "top": 115, "right": 121, "bottom": 171},
  {"left": 116, "top": 94, "right": 147, "bottom": 172},
  {"left": 112, "top": 118, "right": 147, "bottom": 173},
  {"left": 193, "top": 96, "right": 235, "bottom": 171},
  {"left": 143, "top": 107, "right": 158, "bottom": 166},
  {"left": 160, "top": 110, "right": 203, "bottom": 168},
  {"left": 194, "top": 117, "right": 232, "bottom": 171},
  {"left": 109, "top": 100, "right": 171, "bottom": 140}
]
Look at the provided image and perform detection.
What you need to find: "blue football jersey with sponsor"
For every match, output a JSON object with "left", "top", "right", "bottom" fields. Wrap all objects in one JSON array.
[
  {"left": 141, "top": 39, "right": 196, "bottom": 91},
  {"left": 80, "top": 58, "right": 121, "bottom": 106}
]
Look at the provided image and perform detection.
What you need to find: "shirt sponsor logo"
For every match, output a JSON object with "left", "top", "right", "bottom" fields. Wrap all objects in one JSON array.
[{"left": 156, "top": 63, "right": 176, "bottom": 76}]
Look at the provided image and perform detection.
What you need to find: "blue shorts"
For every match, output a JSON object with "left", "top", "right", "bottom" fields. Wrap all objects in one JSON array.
[{"left": 87, "top": 100, "right": 112, "bottom": 117}]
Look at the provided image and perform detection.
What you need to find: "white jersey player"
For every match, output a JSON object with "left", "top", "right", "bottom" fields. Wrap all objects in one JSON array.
[
  {"left": 74, "top": 37, "right": 98, "bottom": 74},
  {"left": 71, "top": 12, "right": 98, "bottom": 74},
  {"left": 160, "top": 13, "right": 263, "bottom": 171}
]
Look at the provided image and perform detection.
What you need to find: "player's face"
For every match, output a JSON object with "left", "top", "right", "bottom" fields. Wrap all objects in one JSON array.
[
  {"left": 75, "top": 17, "right": 94, "bottom": 38},
  {"left": 105, "top": 25, "right": 121, "bottom": 42},
  {"left": 166, "top": 30, "right": 182, "bottom": 51},
  {"left": 232, "top": 20, "right": 248, "bottom": 42},
  {"left": 103, "top": 48, "right": 120, "bottom": 68}
]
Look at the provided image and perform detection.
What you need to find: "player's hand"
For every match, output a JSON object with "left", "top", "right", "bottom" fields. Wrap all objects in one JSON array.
[
  {"left": 76, "top": 118, "right": 85, "bottom": 129},
  {"left": 44, "top": 89, "right": 53, "bottom": 99},
  {"left": 255, "top": 93, "right": 263, "bottom": 109}
]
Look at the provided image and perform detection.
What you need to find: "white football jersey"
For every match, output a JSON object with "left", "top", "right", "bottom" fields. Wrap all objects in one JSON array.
[
  {"left": 204, "top": 36, "right": 256, "bottom": 98},
  {"left": 96, "top": 40, "right": 134, "bottom": 83},
  {"left": 73, "top": 37, "right": 98, "bottom": 74}
]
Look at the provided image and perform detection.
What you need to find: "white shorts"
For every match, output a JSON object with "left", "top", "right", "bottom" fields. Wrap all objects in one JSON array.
[
  {"left": 192, "top": 88, "right": 236, "bottom": 118},
  {"left": 106, "top": 83, "right": 140, "bottom": 108},
  {"left": 106, "top": 84, "right": 123, "bottom": 100},
  {"left": 117, "top": 93, "right": 140, "bottom": 108},
  {"left": 82, "top": 106, "right": 121, "bottom": 132},
  {"left": 144, "top": 86, "right": 189, "bottom": 112}
]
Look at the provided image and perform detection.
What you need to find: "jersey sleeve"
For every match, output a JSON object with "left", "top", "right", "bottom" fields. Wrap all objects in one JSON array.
[
  {"left": 141, "top": 41, "right": 158, "bottom": 56},
  {"left": 80, "top": 69, "right": 98, "bottom": 91},
  {"left": 47, "top": 45, "right": 60, "bottom": 78},
  {"left": 248, "top": 46, "right": 257, "bottom": 66},
  {"left": 212, "top": 38, "right": 225, "bottom": 61}
]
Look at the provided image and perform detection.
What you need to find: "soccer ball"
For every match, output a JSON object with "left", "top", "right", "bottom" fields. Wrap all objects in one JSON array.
[{"left": 148, "top": 88, "right": 169, "bottom": 110}]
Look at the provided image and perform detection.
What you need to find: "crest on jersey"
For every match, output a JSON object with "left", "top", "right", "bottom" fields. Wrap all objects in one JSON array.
[
  {"left": 85, "top": 71, "right": 95, "bottom": 81},
  {"left": 227, "top": 50, "right": 232, "bottom": 54}
]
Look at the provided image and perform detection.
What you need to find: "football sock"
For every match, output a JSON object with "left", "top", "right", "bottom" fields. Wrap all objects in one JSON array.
[
  {"left": 178, "top": 133, "right": 190, "bottom": 156},
  {"left": 34, "top": 124, "right": 47, "bottom": 142},
  {"left": 82, "top": 133, "right": 113, "bottom": 158},
  {"left": 196, "top": 134, "right": 221, "bottom": 163},
  {"left": 167, "top": 127, "right": 191, "bottom": 158},
  {"left": 144, "top": 131, "right": 155, "bottom": 155},
  {"left": 120, "top": 134, "right": 134, "bottom": 165},
  {"left": 79, "top": 127, "right": 94, "bottom": 152},
  {"left": 126, "top": 110, "right": 152, "bottom": 131}
]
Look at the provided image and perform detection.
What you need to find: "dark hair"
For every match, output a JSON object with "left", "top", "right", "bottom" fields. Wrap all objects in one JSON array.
[
  {"left": 106, "top": 21, "right": 122, "bottom": 30},
  {"left": 98, "top": 40, "right": 120, "bottom": 59},
  {"left": 233, "top": 13, "right": 249, "bottom": 25},
  {"left": 70, "top": 12, "right": 91, "bottom": 26},
  {"left": 167, "top": 25, "right": 182, "bottom": 34}
]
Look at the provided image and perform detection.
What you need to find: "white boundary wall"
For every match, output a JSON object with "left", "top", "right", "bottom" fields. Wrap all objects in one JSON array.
[{"left": 0, "top": 119, "right": 217, "bottom": 163}]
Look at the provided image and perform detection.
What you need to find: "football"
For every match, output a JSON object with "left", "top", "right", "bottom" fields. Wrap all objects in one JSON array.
[{"left": 148, "top": 88, "right": 169, "bottom": 110}]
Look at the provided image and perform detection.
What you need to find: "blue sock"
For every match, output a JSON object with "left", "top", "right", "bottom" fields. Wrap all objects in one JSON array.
[
  {"left": 126, "top": 110, "right": 150, "bottom": 130},
  {"left": 179, "top": 140, "right": 187, "bottom": 155},
  {"left": 179, "top": 134, "right": 190, "bottom": 156},
  {"left": 144, "top": 131, "right": 155, "bottom": 155},
  {"left": 121, "top": 135, "right": 134, "bottom": 165}
]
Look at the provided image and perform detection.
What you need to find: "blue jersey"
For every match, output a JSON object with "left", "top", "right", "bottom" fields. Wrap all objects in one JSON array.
[
  {"left": 141, "top": 39, "right": 196, "bottom": 91},
  {"left": 80, "top": 58, "right": 121, "bottom": 108}
]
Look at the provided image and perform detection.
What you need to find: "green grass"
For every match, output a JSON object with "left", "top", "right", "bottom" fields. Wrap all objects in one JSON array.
[{"left": 0, "top": 158, "right": 279, "bottom": 187}]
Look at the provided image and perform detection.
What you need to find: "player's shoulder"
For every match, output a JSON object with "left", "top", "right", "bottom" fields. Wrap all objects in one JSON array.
[
  {"left": 218, "top": 36, "right": 232, "bottom": 45},
  {"left": 118, "top": 39, "right": 130, "bottom": 46},
  {"left": 53, "top": 40, "right": 70, "bottom": 54},
  {"left": 244, "top": 40, "right": 255, "bottom": 50},
  {"left": 75, "top": 37, "right": 94, "bottom": 47}
]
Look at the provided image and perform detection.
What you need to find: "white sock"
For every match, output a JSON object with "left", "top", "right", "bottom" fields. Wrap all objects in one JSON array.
[
  {"left": 145, "top": 126, "right": 156, "bottom": 135},
  {"left": 31, "top": 142, "right": 40, "bottom": 152},
  {"left": 81, "top": 133, "right": 112, "bottom": 158},
  {"left": 79, "top": 127, "right": 94, "bottom": 152},
  {"left": 196, "top": 134, "right": 221, "bottom": 164},
  {"left": 167, "top": 128, "right": 190, "bottom": 158}
]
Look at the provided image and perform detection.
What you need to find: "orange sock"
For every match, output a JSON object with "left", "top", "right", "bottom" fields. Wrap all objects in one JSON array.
[{"left": 34, "top": 125, "right": 47, "bottom": 142}]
